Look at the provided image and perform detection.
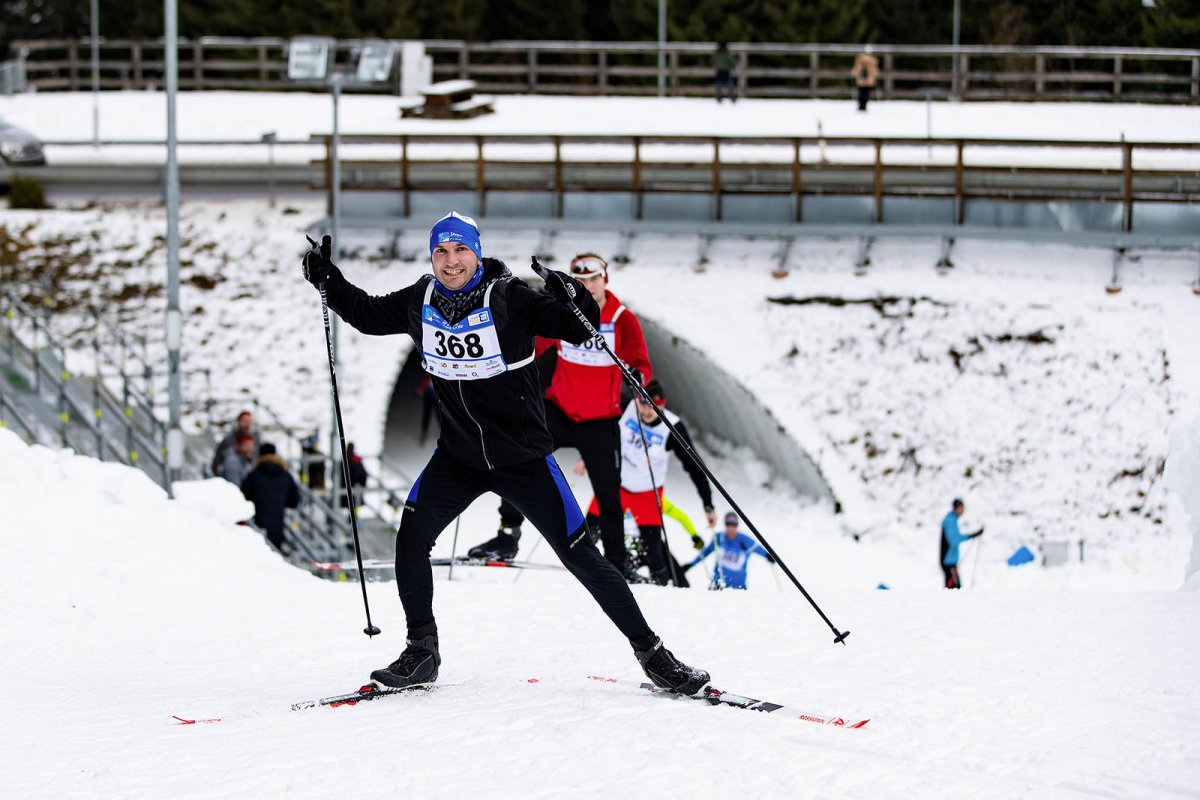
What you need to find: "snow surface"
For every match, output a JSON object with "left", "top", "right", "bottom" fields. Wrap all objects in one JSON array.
[
  {"left": 2, "top": 429, "right": 1200, "bottom": 799},
  {"left": 2, "top": 91, "right": 1199, "bottom": 171},
  {"left": 2, "top": 90, "right": 1200, "bottom": 796}
]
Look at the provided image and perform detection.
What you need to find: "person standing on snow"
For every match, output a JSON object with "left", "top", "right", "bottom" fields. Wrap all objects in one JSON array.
[
  {"left": 852, "top": 46, "right": 879, "bottom": 112},
  {"left": 467, "top": 251, "right": 653, "bottom": 578},
  {"left": 211, "top": 410, "right": 257, "bottom": 478},
  {"left": 580, "top": 379, "right": 716, "bottom": 586},
  {"left": 300, "top": 212, "right": 709, "bottom": 695},
  {"left": 239, "top": 442, "right": 300, "bottom": 554},
  {"left": 941, "top": 498, "right": 983, "bottom": 589},
  {"left": 686, "top": 512, "right": 774, "bottom": 590}
]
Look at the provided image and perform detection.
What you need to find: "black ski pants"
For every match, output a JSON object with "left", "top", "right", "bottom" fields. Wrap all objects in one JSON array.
[
  {"left": 399, "top": 447, "right": 653, "bottom": 641},
  {"left": 942, "top": 564, "right": 961, "bottom": 589},
  {"left": 857, "top": 85, "right": 873, "bottom": 111},
  {"left": 499, "top": 402, "right": 627, "bottom": 568}
]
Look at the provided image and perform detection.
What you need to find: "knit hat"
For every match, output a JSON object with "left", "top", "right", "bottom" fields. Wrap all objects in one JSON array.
[
  {"left": 724, "top": 512, "right": 739, "bottom": 526},
  {"left": 429, "top": 211, "right": 482, "bottom": 261}
]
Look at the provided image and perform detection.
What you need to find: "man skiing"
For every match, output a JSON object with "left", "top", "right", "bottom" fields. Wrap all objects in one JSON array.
[
  {"left": 686, "top": 512, "right": 774, "bottom": 590},
  {"left": 940, "top": 498, "right": 983, "bottom": 589},
  {"left": 580, "top": 379, "right": 716, "bottom": 585},
  {"left": 467, "top": 251, "right": 652, "bottom": 576},
  {"left": 300, "top": 212, "right": 709, "bottom": 695}
]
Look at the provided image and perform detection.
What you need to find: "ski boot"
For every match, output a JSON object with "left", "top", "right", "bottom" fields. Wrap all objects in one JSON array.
[
  {"left": 467, "top": 526, "right": 521, "bottom": 560},
  {"left": 634, "top": 636, "right": 710, "bottom": 696},
  {"left": 370, "top": 625, "right": 440, "bottom": 689}
]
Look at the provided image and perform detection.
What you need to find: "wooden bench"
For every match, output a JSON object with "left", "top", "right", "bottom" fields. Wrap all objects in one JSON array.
[
  {"left": 398, "top": 97, "right": 425, "bottom": 119},
  {"left": 449, "top": 95, "right": 495, "bottom": 119},
  {"left": 399, "top": 79, "right": 495, "bottom": 120}
]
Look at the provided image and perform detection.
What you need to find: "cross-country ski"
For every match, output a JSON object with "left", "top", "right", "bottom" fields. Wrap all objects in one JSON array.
[{"left": 586, "top": 675, "right": 869, "bottom": 728}]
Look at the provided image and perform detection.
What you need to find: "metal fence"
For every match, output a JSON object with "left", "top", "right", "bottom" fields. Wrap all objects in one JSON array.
[{"left": 9, "top": 37, "right": 1200, "bottom": 103}]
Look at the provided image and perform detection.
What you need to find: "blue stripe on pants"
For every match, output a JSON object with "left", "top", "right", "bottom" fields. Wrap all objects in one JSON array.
[{"left": 545, "top": 455, "right": 585, "bottom": 537}]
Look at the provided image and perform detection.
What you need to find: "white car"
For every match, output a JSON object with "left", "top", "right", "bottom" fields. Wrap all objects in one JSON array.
[{"left": 0, "top": 115, "right": 46, "bottom": 166}]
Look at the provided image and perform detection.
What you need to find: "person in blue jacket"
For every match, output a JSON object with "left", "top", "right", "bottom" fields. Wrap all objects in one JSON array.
[
  {"left": 684, "top": 512, "right": 774, "bottom": 589},
  {"left": 941, "top": 498, "right": 983, "bottom": 589}
]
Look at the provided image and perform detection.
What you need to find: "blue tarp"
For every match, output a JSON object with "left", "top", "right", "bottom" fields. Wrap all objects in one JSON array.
[{"left": 1007, "top": 545, "right": 1035, "bottom": 566}]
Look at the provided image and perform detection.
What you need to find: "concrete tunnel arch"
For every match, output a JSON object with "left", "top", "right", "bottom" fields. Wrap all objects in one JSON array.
[{"left": 381, "top": 310, "right": 838, "bottom": 509}]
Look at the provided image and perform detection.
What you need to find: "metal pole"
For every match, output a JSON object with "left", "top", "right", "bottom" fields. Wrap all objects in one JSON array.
[
  {"left": 164, "top": 0, "right": 183, "bottom": 493},
  {"left": 90, "top": 0, "right": 99, "bottom": 147},
  {"left": 951, "top": 0, "right": 961, "bottom": 101},
  {"left": 328, "top": 74, "right": 343, "bottom": 523},
  {"left": 657, "top": 0, "right": 666, "bottom": 97}
]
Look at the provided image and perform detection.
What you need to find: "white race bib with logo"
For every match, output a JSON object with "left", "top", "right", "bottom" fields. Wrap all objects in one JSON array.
[
  {"left": 719, "top": 546, "right": 750, "bottom": 573},
  {"left": 619, "top": 401, "right": 678, "bottom": 492},
  {"left": 420, "top": 280, "right": 532, "bottom": 381},
  {"left": 559, "top": 321, "right": 616, "bottom": 367}
]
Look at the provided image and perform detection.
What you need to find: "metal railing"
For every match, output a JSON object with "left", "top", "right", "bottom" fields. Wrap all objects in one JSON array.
[
  {"left": 312, "top": 132, "right": 1200, "bottom": 231},
  {"left": 0, "top": 286, "right": 174, "bottom": 484},
  {"left": 0, "top": 279, "right": 414, "bottom": 568},
  {"left": 10, "top": 37, "right": 1200, "bottom": 104}
]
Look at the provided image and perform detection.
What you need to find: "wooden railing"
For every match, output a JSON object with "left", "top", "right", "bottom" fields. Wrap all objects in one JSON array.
[
  {"left": 310, "top": 133, "right": 1200, "bottom": 232},
  {"left": 11, "top": 38, "right": 1200, "bottom": 103}
]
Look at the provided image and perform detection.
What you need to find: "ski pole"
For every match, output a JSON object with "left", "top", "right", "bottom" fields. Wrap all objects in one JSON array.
[
  {"left": 968, "top": 532, "right": 982, "bottom": 589},
  {"left": 448, "top": 515, "right": 461, "bottom": 581},
  {"left": 533, "top": 257, "right": 849, "bottom": 645},
  {"left": 307, "top": 234, "right": 381, "bottom": 639}
]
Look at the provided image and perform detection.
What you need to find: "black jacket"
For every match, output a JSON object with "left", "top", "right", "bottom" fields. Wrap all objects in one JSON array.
[
  {"left": 240, "top": 454, "right": 301, "bottom": 536},
  {"left": 324, "top": 257, "right": 599, "bottom": 470}
]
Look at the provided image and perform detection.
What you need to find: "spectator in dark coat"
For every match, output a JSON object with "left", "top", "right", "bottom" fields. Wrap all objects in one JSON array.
[
  {"left": 211, "top": 410, "right": 257, "bottom": 477},
  {"left": 339, "top": 442, "right": 369, "bottom": 508},
  {"left": 217, "top": 432, "right": 256, "bottom": 486},
  {"left": 240, "top": 442, "right": 300, "bottom": 553},
  {"left": 713, "top": 41, "right": 736, "bottom": 103}
]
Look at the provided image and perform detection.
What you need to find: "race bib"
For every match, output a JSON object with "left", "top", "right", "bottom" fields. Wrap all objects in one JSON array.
[
  {"left": 420, "top": 281, "right": 529, "bottom": 381},
  {"left": 559, "top": 322, "right": 615, "bottom": 367},
  {"left": 719, "top": 547, "right": 749, "bottom": 573}
]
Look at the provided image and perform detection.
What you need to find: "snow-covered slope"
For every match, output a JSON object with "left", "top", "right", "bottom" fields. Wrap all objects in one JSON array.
[
  {"left": 4, "top": 201, "right": 1197, "bottom": 590},
  {"left": 1, "top": 430, "right": 1198, "bottom": 799}
]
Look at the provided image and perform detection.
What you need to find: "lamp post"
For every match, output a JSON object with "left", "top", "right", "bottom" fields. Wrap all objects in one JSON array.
[
  {"left": 328, "top": 69, "right": 343, "bottom": 512},
  {"left": 951, "top": 0, "right": 962, "bottom": 101},
  {"left": 164, "top": 0, "right": 183, "bottom": 491},
  {"left": 286, "top": 37, "right": 394, "bottom": 531},
  {"left": 657, "top": 0, "right": 667, "bottom": 97},
  {"left": 90, "top": 0, "right": 99, "bottom": 146}
]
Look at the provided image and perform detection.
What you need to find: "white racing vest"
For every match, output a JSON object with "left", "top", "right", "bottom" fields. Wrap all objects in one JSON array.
[
  {"left": 558, "top": 305, "right": 623, "bottom": 367},
  {"left": 619, "top": 400, "right": 679, "bottom": 492},
  {"left": 420, "top": 279, "right": 533, "bottom": 381}
]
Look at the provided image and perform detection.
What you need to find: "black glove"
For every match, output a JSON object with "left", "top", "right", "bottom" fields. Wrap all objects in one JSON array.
[
  {"left": 972, "top": 526, "right": 985, "bottom": 538},
  {"left": 681, "top": 562, "right": 693, "bottom": 573},
  {"left": 765, "top": 553, "right": 777, "bottom": 564},
  {"left": 531, "top": 257, "right": 577, "bottom": 304},
  {"left": 690, "top": 534, "right": 705, "bottom": 551},
  {"left": 302, "top": 234, "right": 335, "bottom": 287}
]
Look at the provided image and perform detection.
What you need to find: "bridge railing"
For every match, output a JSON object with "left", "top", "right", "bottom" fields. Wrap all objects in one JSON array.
[
  {"left": 311, "top": 132, "right": 1200, "bottom": 232},
  {"left": 10, "top": 38, "right": 1200, "bottom": 103}
]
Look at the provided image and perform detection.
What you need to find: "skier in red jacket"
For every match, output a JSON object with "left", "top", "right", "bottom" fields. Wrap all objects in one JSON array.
[{"left": 468, "top": 252, "right": 652, "bottom": 576}]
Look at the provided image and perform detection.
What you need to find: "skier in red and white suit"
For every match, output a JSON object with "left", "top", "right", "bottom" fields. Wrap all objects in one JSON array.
[{"left": 468, "top": 252, "right": 652, "bottom": 575}]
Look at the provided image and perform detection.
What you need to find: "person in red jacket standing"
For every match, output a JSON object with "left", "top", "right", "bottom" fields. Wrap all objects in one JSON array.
[{"left": 468, "top": 252, "right": 652, "bottom": 576}]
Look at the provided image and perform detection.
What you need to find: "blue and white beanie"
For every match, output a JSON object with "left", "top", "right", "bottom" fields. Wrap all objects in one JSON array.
[{"left": 429, "top": 211, "right": 482, "bottom": 261}]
